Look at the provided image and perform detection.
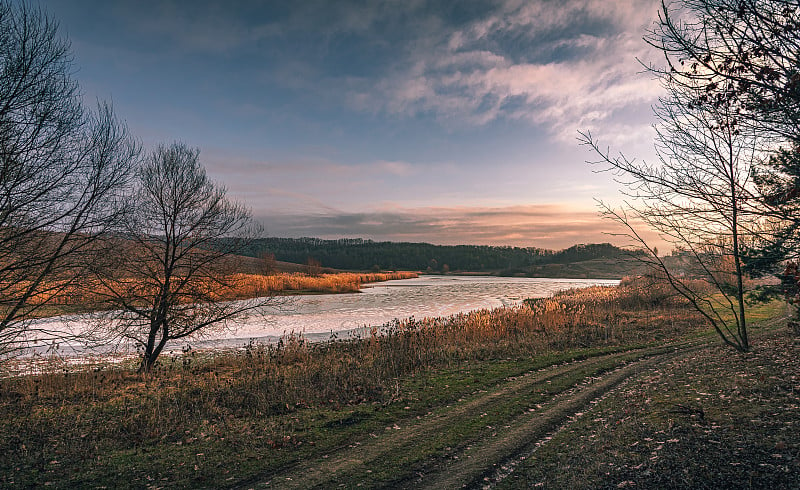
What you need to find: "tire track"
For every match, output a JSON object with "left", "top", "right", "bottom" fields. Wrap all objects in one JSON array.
[
  {"left": 248, "top": 343, "right": 698, "bottom": 489},
  {"left": 410, "top": 348, "right": 693, "bottom": 489}
]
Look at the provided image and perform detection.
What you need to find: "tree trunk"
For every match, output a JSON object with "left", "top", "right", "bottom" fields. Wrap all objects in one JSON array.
[{"left": 729, "top": 150, "right": 749, "bottom": 352}]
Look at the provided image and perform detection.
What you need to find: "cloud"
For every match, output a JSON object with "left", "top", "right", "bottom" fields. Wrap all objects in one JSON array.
[
  {"left": 202, "top": 150, "right": 420, "bottom": 181},
  {"left": 255, "top": 203, "right": 666, "bottom": 250},
  {"left": 345, "top": 0, "right": 663, "bottom": 143},
  {"left": 66, "top": 0, "right": 664, "bottom": 146},
  {"left": 374, "top": 160, "right": 416, "bottom": 176}
]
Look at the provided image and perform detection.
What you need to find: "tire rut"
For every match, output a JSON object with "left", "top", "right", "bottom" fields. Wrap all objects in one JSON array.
[
  {"left": 410, "top": 346, "right": 699, "bottom": 489},
  {"left": 247, "top": 343, "right": 697, "bottom": 489}
]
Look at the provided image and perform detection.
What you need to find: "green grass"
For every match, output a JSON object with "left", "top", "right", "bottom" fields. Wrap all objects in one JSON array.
[{"left": 1, "top": 344, "right": 666, "bottom": 488}]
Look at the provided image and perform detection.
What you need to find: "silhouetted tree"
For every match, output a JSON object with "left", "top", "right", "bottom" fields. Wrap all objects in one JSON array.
[
  {"left": 0, "top": 1, "right": 139, "bottom": 356},
  {"left": 93, "top": 143, "right": 267, "bottom": 371},
  {"left": 748, "top": 145, "right": 800, "bottom": 324},
  {"left": 648, "top": 0, "right": 800, "bottom": 141},
  {"left": 646, "top": 1, "right": 800, "bottom": 332},
  {"left": 580, "top": 1, "right": 772, "bottom": 352}
]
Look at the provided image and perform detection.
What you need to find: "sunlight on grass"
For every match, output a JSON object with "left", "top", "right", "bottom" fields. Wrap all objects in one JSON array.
[
  {"left": 7, "top": 271, "right": 419, "bottom": 319},
  {"left": 225, "top": 271, "right": 418, "bottom": 297}
]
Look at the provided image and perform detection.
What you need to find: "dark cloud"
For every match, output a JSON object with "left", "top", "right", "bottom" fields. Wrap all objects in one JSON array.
[{"left": 48, "top": 0, "right": 661, "bottom": 141}]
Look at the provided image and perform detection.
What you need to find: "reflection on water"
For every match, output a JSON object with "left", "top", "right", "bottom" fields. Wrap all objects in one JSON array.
[
  {"left": 211, "top": 275, "right": 618, "bottom": 348},
  {"left": 26, "top": 275, "right": 618, "bottom": 356}
]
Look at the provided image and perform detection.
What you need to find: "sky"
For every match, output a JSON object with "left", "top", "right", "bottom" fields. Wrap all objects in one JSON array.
[{"left": 37, "top": 0, "right": 666, "bottom": 249}]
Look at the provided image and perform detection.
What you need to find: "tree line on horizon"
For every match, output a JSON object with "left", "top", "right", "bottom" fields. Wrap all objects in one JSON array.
[{"left": 238, "top": 238, "right": 645, "bottom": 273}]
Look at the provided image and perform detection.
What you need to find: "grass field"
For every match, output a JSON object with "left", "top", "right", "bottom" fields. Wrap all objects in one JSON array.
[
  {"left": 496, "top": 324, "right": 799, "bottom": 489},
  {"left": 224, "top": 271, "right": 418, "bottom": 296},
  {"left": 1, "top": 277, "right": 796, "bottom": 488}
]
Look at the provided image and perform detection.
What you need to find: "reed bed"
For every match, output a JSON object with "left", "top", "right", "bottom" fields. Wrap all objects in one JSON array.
[
  {"left": 224, "top": 271, "right": 418, "bottom": 297},
  {"left": 0, "top": 276, "right": 705, "bottom": 486},
  {"left": 14, "top": 271, "right": 419, "bottom": 314}
]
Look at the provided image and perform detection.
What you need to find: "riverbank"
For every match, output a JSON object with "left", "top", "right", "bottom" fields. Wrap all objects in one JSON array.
[
  {"left": 0, "top": 278, "right": 794, "bottom": 488},
  {"left": 19, "top": 271, "right": 420, "bottom": 319},
  {"left": 225, "top": 270, "right": 419, "bottom": 296}
]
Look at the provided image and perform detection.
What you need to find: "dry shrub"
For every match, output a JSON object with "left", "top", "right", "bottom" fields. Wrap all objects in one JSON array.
[
  {"left": 382, "top": 278, "right": 701, "bottom": 361},
  {"left": 618, "top": 273, "right": 715, "bottom": 308}
]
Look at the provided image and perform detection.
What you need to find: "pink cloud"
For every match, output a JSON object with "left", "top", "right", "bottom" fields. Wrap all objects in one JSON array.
[
  {"left": 256, "top": 203, "right": 670, "bottom": 251},
  {"left": 347, "top": 0, "right": 663, "bottom": 143}
]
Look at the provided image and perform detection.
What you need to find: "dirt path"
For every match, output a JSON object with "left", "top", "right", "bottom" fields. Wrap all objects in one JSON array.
[
  {"left": 411, "top": 350, "right": 687, "bottom": 489},
  {"left": 250, "top": 343, "right": 698, "bottom": 489}
]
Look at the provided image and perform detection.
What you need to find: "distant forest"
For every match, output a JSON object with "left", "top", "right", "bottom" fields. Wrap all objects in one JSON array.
[{"left": 238, "top": 238, "right": 645, "bottom": 273}]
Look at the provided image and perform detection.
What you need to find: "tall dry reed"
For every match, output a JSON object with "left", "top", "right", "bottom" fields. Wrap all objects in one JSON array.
[
  {"left": 224, "top": 271, "right": 418, "bottom": 297},
  {"left": 15, "top": 271, "right": 419, "bottom": 312}
]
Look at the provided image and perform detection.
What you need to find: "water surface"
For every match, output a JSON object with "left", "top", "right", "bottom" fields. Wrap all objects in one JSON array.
[
  {"left": 212, "top": 275, "right": 618, "bottom": 347},
  {"left": 28, "top": 275, "right": 618, "bottom": 356}
]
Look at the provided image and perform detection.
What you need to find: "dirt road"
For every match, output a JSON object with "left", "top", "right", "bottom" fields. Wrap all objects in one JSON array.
[{"left": 249, "top": 342, "right": 699, "bottom": 489}]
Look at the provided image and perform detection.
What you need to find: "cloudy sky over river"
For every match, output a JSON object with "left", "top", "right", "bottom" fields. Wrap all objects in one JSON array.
[{"left": 41, "top": 0, "right": 664, "bottom": 248}]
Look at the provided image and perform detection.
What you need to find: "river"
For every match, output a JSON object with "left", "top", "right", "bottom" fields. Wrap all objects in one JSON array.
[
  {"left": 184, "top": 275, "right": 618, "bottom": 349},
  {"left": 25, "top": 275, "right": 618, "bottom": 357}
]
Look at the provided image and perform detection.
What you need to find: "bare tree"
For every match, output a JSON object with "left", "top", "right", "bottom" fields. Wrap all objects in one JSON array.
[
  {"left": 641, "top": 1, "right": 800, "bottom": 333},
  {"left": 580, "top": 25, "right": 764, "bottom": 352},
  {"left": 93, "top": 143, "right": 269, "bottom": 371},
  {"left": 648, "top": 0, "right": 800, "bottom": 142},
  {"left": 259, "top": 251, "right": 277, "bottom": 275},
  {"left": 0, "top": 2, "right": 139, "bottom": 356},
  {"left": 305, "top": 257, "right": 323, "bottom": 276}
]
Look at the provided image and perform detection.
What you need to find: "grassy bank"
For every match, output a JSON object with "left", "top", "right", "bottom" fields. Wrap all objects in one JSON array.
[
  {"left": 0, "top": 277, "right": 793, "bottom": 488},
  {"left": 225, "top": 271, "right": 418, "bottom": 296}
]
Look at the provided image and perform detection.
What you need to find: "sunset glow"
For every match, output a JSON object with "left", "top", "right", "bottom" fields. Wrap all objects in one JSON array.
[{"left": 43, "top": 0, "right": 664, "bottom": 248}]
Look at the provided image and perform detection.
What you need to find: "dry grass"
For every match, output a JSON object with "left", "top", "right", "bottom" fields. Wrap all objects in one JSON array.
[
  {"left": 223, "top": 271, "right": 418, "bottom": 297},
  {"left": 3, "top": 277, "right": 703, "bottom": 405},
  {"left": 11, "top": 271, "right": 419, "bottom": 317},
  {"left": 3, "top": 276, "right": 701, "bottom": 407},
  {"left": 0, "top": 276, "right": 713, "bottom": 487},
  {"left": 385, "top": 277, "right": 701, "bottom": 361}
]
